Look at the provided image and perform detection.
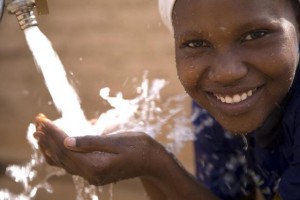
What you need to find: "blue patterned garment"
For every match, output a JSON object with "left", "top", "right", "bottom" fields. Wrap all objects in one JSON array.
[{"left": 192, "top": 67, "right": 300, "bottom": 200}]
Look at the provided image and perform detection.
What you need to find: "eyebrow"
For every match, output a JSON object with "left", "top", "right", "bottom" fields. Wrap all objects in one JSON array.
[
  {"left": 174, "top": 17, "right": 281, "bottom": 39},
  {"left": 174, "top": 31, "right": 204, "bottom": 39},
  {"left": 236, "top": 17, "right": 281, "bottom": 31}
]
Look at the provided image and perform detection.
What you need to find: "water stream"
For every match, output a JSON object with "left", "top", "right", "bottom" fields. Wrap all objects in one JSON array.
[{"left": 0, "top": 26, "right": 193, "bottom": 200}]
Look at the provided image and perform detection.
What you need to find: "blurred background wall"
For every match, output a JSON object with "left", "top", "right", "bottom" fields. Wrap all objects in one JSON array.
[{"left": 0, "top": 0, "right": 194, "bottom": 199}]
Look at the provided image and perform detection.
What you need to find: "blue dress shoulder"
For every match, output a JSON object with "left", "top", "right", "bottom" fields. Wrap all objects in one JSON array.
[{"left": 192, "top": 67, "right": 300, "bottom": 200}]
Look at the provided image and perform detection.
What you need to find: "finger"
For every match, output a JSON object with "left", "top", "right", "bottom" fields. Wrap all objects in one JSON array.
[
  {"left": 34, "top": 131, "right": 49, "bottom": 152},
  {"left": 35, "top": 114, "right": 68, "bottom": 144},
  {"left": 35, "top": 136, "right": 57, "bottom": 166},
  {"left": 35, "top": 115, "right": 85, "bottom": 174},
  {"left": 43, "top": 152, "right": 58, "bottom": 166},
  {"left": 34, "top": 129, "right": 66, "bottom": 167},
  {"left": 33, "top": 131, "right": 45, "bottom": 141},
  {"left": 65, "top": 132, "right": 153, "bottom": 154},
  {"left": 35, "top": 113, "right": 44, "bottom": 127},
  {"left": 34, "top": 130, "right": 59, "bottom": 157},
  {"left": 64, "top": 135, "right": 124, "bottom": 154},
  {"left": 35, "top": 113, "right": 48, "bottom": 131}
]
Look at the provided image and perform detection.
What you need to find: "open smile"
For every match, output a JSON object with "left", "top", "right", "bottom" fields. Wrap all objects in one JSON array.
[
  {"left": 205, "top": 85, "right": 264, "bottom": 116},
  {"left": 213, "top": 88, "right": 257, "bottom": 104}
]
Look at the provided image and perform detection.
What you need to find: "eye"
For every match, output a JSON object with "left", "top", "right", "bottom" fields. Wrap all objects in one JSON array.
[
  {"left": 183, "top": 40, "right": 210, "bottom": 48},
  {"left": 242, "top": 30, "right": 269, "bottom": 42}
]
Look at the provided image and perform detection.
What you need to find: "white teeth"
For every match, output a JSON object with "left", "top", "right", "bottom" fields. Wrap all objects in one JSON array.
[
  {"left": 220, "top": 96, "right": 226, "bottom": 103},
  {"left": 247, "top": 90, "right": 253, "bottom": 96},
  {"left": 225, "top": 96, "right": 233, "bottom": 104},
  {"left": 233, "top": 94, "right": 241, "bottom": 102},
  {"left": 241, "top": 93, "right": 247, "bottom": 100},
  {"left": 214, "top": 88, "right": 256, "bottom": 104}
]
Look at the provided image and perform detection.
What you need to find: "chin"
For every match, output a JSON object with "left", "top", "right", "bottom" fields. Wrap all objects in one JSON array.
[
  {"left": 227, "top": 130, "right": 252, "bottom": 135},
  {"left": 218, "top": 119, "right": 261, "bottom": 135}
]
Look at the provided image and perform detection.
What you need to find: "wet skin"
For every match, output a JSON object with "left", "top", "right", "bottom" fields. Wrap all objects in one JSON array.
[{"left": 173, "top": 0, "right": 300, "bottom": 133}]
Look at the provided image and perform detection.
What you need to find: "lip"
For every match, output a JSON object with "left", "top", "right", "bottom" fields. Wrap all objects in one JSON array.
[{"left": 205, "top": 85, "right": 265, "bottom": 116}]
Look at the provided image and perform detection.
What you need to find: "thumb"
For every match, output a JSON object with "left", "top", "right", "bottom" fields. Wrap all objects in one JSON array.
[{"left": 64, "top": 135, "right": 120, "bottom": 154}]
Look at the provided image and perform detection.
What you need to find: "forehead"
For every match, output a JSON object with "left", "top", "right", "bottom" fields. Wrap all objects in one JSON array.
[{"left": 172, "top": 0, "right": 294, "bottom": 32}]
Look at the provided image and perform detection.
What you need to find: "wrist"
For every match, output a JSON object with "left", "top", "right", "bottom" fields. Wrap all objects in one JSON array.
[
  {"left": 143, "top": 147, "right": 219, "bottom": 200},
  {"left": 141, "top": 141, "right": 176, "bottom": 180},
  {"left": 143, "top": 148, "right": 189, "bottom": 199}
]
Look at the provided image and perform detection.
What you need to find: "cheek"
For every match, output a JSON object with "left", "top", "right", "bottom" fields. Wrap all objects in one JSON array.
[
  {"left": 249, "top": 40, "right": 298, "bottom": 83},
  {"left": 176, "top": 61, "right": 202, "bottom": 92},
  {"left": 271, "top": 53, "right": 296, "bottom": 88},
  {"left": 274, "top": 35, "right": 298, "bottom": 76}
]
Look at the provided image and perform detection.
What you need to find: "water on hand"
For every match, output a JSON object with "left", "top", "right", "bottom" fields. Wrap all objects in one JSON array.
[{"left": 0, "top": 27, "right": 193, "bottom": 200}]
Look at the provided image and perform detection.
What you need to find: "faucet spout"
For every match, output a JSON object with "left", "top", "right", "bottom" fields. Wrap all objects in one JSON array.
[
  {"left": 7, "top": 0, "right": 49, "bottom": 30},
  {"left": 7, "top": 0, "right": 37, "bottom": 30}
]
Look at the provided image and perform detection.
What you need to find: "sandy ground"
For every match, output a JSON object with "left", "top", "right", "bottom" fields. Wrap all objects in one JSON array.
[{"left": 0, "top": 0, "right": 194, "bottom": 199}]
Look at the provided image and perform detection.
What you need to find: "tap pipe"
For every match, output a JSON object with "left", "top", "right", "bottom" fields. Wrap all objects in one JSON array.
[
  {"left": 7, "top": 0, "right": 37, "bottom": 30},
  {"left": 7, "top": 0, "right": 48, "bottom": 30},
  {"left": 0, "top": 0, "right": 4, "bottom": 23}
]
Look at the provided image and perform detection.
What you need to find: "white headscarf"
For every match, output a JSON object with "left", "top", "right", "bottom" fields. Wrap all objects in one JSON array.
[
  {"left": 158, "top": 0, "right": 176, "bottom": 33},
  {"left": 158, "top": 0, "right": 300, "bottom": 33}
]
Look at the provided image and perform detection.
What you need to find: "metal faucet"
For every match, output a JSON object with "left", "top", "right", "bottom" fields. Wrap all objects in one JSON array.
[
  {"left": 0, "top": 0, "right": 4, "bottom": 22},
  {"left": 0, "top": 0, "right": 49, "bottom": 29}
]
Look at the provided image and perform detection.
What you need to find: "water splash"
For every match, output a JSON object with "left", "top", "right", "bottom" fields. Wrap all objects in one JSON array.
[
  {"left": 0, "top": 123, "right": 66, "bottom": 200},
  {"left": 0, "top": 26, "right": 193, "bottom": 199}
]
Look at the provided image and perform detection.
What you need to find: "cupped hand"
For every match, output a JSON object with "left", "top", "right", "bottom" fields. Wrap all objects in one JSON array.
[{"left": 33, "top": 114, "right": 170, "bottom": 186}]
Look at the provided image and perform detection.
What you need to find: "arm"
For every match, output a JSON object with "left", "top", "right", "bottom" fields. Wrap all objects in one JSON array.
[
  {"left": 141, "top": 177, "right": 166, "bottom": 200},
  {"left": 139, "top": 157, "right": 219, "bottom": 200},
  {"left": 34, "top": 114, "right": 219, "bottom": 200}
]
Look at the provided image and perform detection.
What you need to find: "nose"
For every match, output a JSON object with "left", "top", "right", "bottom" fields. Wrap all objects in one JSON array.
[{"left": 208, "top": 50, "right": 248, "bottom": 84}]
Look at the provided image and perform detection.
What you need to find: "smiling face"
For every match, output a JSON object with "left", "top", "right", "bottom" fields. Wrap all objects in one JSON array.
[{"left": 173, "top": 0, "right": 300, "bottom": 133}]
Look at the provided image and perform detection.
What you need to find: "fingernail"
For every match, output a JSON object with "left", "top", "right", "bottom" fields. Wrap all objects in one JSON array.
[
  {"left": 37, "top": 113, "right": 46, "bottom": 118},
  {"left": 33, "top": 131, "right": 44, "bottom": 141},
  {"left": 36, "top": 113, "right": 45, "bottom": 121},
  {"left": 64, "top": 137, "right": 76, "bottom": 147},
  {"left": 35, "top": 113, "right": 50, "bottom": 124}
]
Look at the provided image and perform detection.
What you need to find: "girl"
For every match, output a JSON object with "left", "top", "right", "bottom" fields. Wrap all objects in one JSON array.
[{"left": 34, "top": 0, "right": 300, "bottom": 199}]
